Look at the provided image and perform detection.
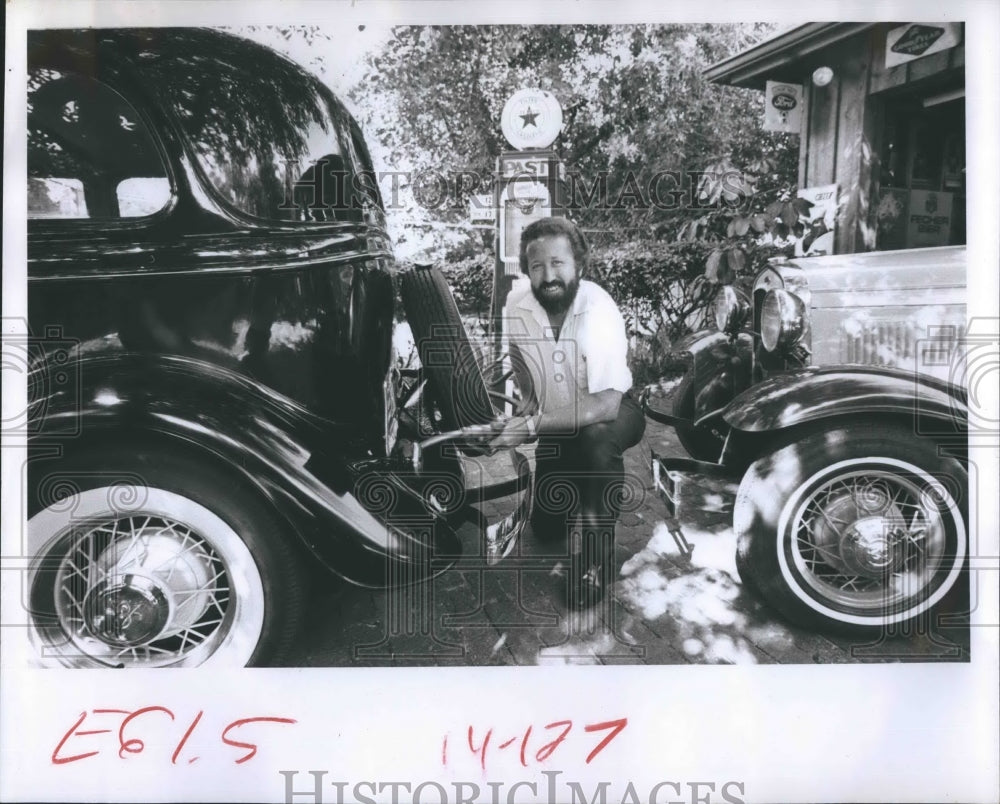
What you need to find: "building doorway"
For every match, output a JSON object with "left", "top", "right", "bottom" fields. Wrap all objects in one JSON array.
[{"left": 876, "top": 93, "right": 965, "bottom": 250}]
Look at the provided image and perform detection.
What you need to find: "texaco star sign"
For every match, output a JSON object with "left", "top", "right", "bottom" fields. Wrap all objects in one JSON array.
[{"left": 501, "top": 88, "right": 564, "bottom": 150}]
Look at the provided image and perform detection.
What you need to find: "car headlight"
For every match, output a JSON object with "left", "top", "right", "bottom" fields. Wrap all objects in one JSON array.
[
  {"left": 712, "top": 285, "right": 749, "bottom": 334},
  {"left": 760, "top": 288, "right": 806, "bottom": 352}
]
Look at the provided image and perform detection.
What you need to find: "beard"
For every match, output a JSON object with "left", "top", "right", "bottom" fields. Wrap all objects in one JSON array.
[{"left": 532, "top": 275, "right": 580, "bottom": 315}]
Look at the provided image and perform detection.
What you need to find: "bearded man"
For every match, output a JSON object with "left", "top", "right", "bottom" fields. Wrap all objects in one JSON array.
[{"left": 491, "top": 217, "right": 645, "bottom": 607}]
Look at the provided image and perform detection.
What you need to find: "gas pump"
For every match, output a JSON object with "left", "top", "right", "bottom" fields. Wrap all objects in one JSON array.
[
  {"left": 489, "top": 89, "right": 567, "bottom": 363},
  {"left": 481, "top": 90, "right": 567, "bottom": 410}
]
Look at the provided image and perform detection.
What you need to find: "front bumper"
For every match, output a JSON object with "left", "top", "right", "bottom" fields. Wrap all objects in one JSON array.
[
  {"left": 345, "top": 442, "right": 533, "bottom": 584},
  {"left": 642, "top": 380, "right": 740, "bottom": 557},
  {"left": 649, "top": 452, "right": 739, "bottom": 559}
]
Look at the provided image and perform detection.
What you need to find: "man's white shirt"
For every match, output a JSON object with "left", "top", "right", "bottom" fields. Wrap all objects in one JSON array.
[{"left": 503, "top": 277, "right": 632, "bottom": 415}]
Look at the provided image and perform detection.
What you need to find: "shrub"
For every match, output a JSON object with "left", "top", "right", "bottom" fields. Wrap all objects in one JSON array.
[{"left": 438, "top": 255, "right": 493, "bottom": 318}]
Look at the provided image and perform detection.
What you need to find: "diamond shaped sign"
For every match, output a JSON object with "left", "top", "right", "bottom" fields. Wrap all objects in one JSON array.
[
  {"left": 891, "top": 25, "right": 945, "bottom": 57},
  {"left": 885, "top": 22, "right": 961, "bottom": 68}
]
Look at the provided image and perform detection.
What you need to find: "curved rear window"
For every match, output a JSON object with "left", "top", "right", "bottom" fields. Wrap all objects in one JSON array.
[
  {"left": 125, "top": 30, "right": 376, "bottom": 223},
  {"left": 28, "top": 67, "right": 170, "bottom": 219}
]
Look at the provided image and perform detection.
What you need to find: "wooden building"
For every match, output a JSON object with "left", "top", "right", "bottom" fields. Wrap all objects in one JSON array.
[{"left": 706, "top": 22, "right": 965, "bottom": 255}]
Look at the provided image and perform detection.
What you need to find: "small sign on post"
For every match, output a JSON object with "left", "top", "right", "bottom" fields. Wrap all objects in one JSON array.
[
  {"left": 798, "top": 183, "right": 839, "bottom": 229},
  {"left": 492, "top": 90, "right": 565, "bottom": 346},
  {"left": 763, "top": 81, "right": 803, "bottom": 134},
  {"left": 469, "top": 194, "right": 496, "bottom": 228},
  {"left": 794, "top": 183, "right": 838, "bottom": 256}
]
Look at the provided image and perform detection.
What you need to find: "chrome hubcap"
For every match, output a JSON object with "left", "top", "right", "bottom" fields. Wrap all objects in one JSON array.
[
  {"left": 840, "top": 517, "right": 907, "bottom": 577},
  {"left": 84, "top": 576, "right": 169, "bottom": 647}
]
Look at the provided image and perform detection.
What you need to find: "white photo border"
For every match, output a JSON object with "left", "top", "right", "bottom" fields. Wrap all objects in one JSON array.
[{"left": 3, "top": 1, "right": 998, "bottom": 802}]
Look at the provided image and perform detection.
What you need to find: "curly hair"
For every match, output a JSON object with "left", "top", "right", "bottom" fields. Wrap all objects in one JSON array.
[{"left": 518, "top": 216, "right": 590, "bottom": 276}]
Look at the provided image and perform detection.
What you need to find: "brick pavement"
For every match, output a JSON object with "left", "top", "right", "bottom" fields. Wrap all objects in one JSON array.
[{"left": 290, "top": 389, "right": 971, "bottom": 666}]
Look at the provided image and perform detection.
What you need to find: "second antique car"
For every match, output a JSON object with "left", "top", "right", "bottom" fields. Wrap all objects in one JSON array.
[
  {"left": 644, "top": 245, "right": 969, "bottom": 633},
  {"left": 19, "top": 28, "right": 529, "bottom": 668}
]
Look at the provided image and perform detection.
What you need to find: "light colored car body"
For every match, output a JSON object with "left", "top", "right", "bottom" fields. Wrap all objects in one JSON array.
[{"left": 755, "top": 245, "right": 966, "bottom": 384}]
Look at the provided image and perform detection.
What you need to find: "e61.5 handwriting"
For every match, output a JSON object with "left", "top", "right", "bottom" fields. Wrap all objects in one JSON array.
[{"left": 52, "top": 706, "right": 296, "bottom": 765}]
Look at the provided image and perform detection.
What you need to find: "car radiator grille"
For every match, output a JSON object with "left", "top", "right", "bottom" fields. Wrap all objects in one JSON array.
[{"left": 840, "top": 321, "right": 958, "bottom": 369}]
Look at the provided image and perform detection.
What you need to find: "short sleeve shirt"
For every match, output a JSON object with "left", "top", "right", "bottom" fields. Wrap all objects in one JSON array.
[{"left": 503, "top": 278, "right": 632, "bottom": 414}]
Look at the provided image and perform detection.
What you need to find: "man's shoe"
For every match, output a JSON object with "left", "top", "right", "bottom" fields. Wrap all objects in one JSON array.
[{"left": 573, "top": 563, "right": 608, "bottom": 608}]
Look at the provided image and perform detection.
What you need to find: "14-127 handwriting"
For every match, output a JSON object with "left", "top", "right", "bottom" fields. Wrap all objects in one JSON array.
[{"left": 443, "top": 718, "right": 628, "bottom": 772}]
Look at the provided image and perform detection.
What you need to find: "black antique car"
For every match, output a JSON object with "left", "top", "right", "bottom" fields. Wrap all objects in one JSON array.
[
  {"left": 20, "top": 28, "right": 528, "bottom": 667},
  {"left": 645, "top": 246, "right": 969, "bottom": 634}
]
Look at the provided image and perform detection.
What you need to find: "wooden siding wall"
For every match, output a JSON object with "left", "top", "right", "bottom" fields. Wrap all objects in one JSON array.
[{"left": 796, "top": 26, "right": 965, "bottom": 254}]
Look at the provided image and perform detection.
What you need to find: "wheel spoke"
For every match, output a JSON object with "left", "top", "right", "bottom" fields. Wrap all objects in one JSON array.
[
  {"left": 128, "top": 516, "right": 153, "bottom": 566},
  {"left": 798, "top": 537, "right": 844, "bottom": 566},
  {"left": 171, "top": 580, "right": 230, "bottom": 602},
  {"left": 62, "top": 555, "right": 89, "bottom": 588},
  {"left": 838, "top": 575, "right": 874, "bottom": 592},
  {"left": 811, "top": 500, "right": 847, "bottom": 535},
  {"left": 83, "top": 528, "right": 99, "bottom": 590},
  {"left": 159, "top": 523, "right": 192, "bottom": 583},
  {"left": 905, "top": 529, "right": 928, "bottom": 552},
  {"left": 95, "top": 520, "right": 117, "bottom": 581},
  {"left": 59, "top": 583, "right": 87, "bottom": 619},
  {"left": 158, "top": 617, "right": 225, "bottom": 641},
  {"left": 123, "top": 515, "right": 144, "bottom": 568}
]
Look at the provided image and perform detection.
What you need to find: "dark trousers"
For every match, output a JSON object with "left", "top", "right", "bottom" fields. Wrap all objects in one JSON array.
[{"left": 531, "top": 393, "right": 646, "bottom": 566}]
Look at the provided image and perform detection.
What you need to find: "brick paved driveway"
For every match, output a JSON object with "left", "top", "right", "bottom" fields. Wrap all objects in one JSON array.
[{"left": 289, "top": 388, "right": 970, "bottom": 667}]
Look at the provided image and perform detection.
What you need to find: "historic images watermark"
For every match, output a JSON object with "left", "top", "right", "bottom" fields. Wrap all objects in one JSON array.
[
  {"left": 278, "top": 162, "right": 756, "bottom": 215},
  {"left": 279, "top": 770, "right": 748, "bottom": 804}
]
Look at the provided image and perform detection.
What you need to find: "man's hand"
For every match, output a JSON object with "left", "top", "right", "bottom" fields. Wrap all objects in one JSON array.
[{"left": 488, "top": 415, "right": 538, "bottom": 449}]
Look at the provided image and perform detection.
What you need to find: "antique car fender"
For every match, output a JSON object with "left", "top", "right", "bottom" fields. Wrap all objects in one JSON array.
[
  {"left": 667, "top": 330, "right": 754, "bottom": 458},
  {"left": 28, "top": 352, "right": 464, "bottom": 588},
  {"left": 713, "top": 365, "right": 966, "bottom": 437},
  {"left": 670, "top": 329, "right": 729, "bottom": 362},
  {"left": 683, "top": 333, "right": 754, "bottom": 410}
]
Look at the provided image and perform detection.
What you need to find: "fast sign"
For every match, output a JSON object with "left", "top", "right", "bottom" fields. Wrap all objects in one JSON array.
[{"left": 499, "top": 155, "right": 551, "bottom": 179}]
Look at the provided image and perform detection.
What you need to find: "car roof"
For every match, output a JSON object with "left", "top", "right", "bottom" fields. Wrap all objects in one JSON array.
[{"left": 29, "top": 27, "right": 293, "bottom": 72}]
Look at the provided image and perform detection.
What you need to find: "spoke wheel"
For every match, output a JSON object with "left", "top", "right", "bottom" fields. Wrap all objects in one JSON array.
[
  {"left": 783, "top": 464, "right": 959, "bottom": 617},
  {"left": 735, "top": 423, "right": 966, "bottom": 632},
  {"left": 399, "top": 264, "right": 496, "bottom": 431},
  {"left": 27, "top": 448, "right": 305, "bottom": 667}
]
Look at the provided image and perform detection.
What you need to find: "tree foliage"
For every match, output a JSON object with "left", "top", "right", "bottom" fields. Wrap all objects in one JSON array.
[
  {"left": 346, "top": 24, "right": 804, "bottom": 376},
  {"left": 350, "top": 24, "right": 794, "bottom": 239}
]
